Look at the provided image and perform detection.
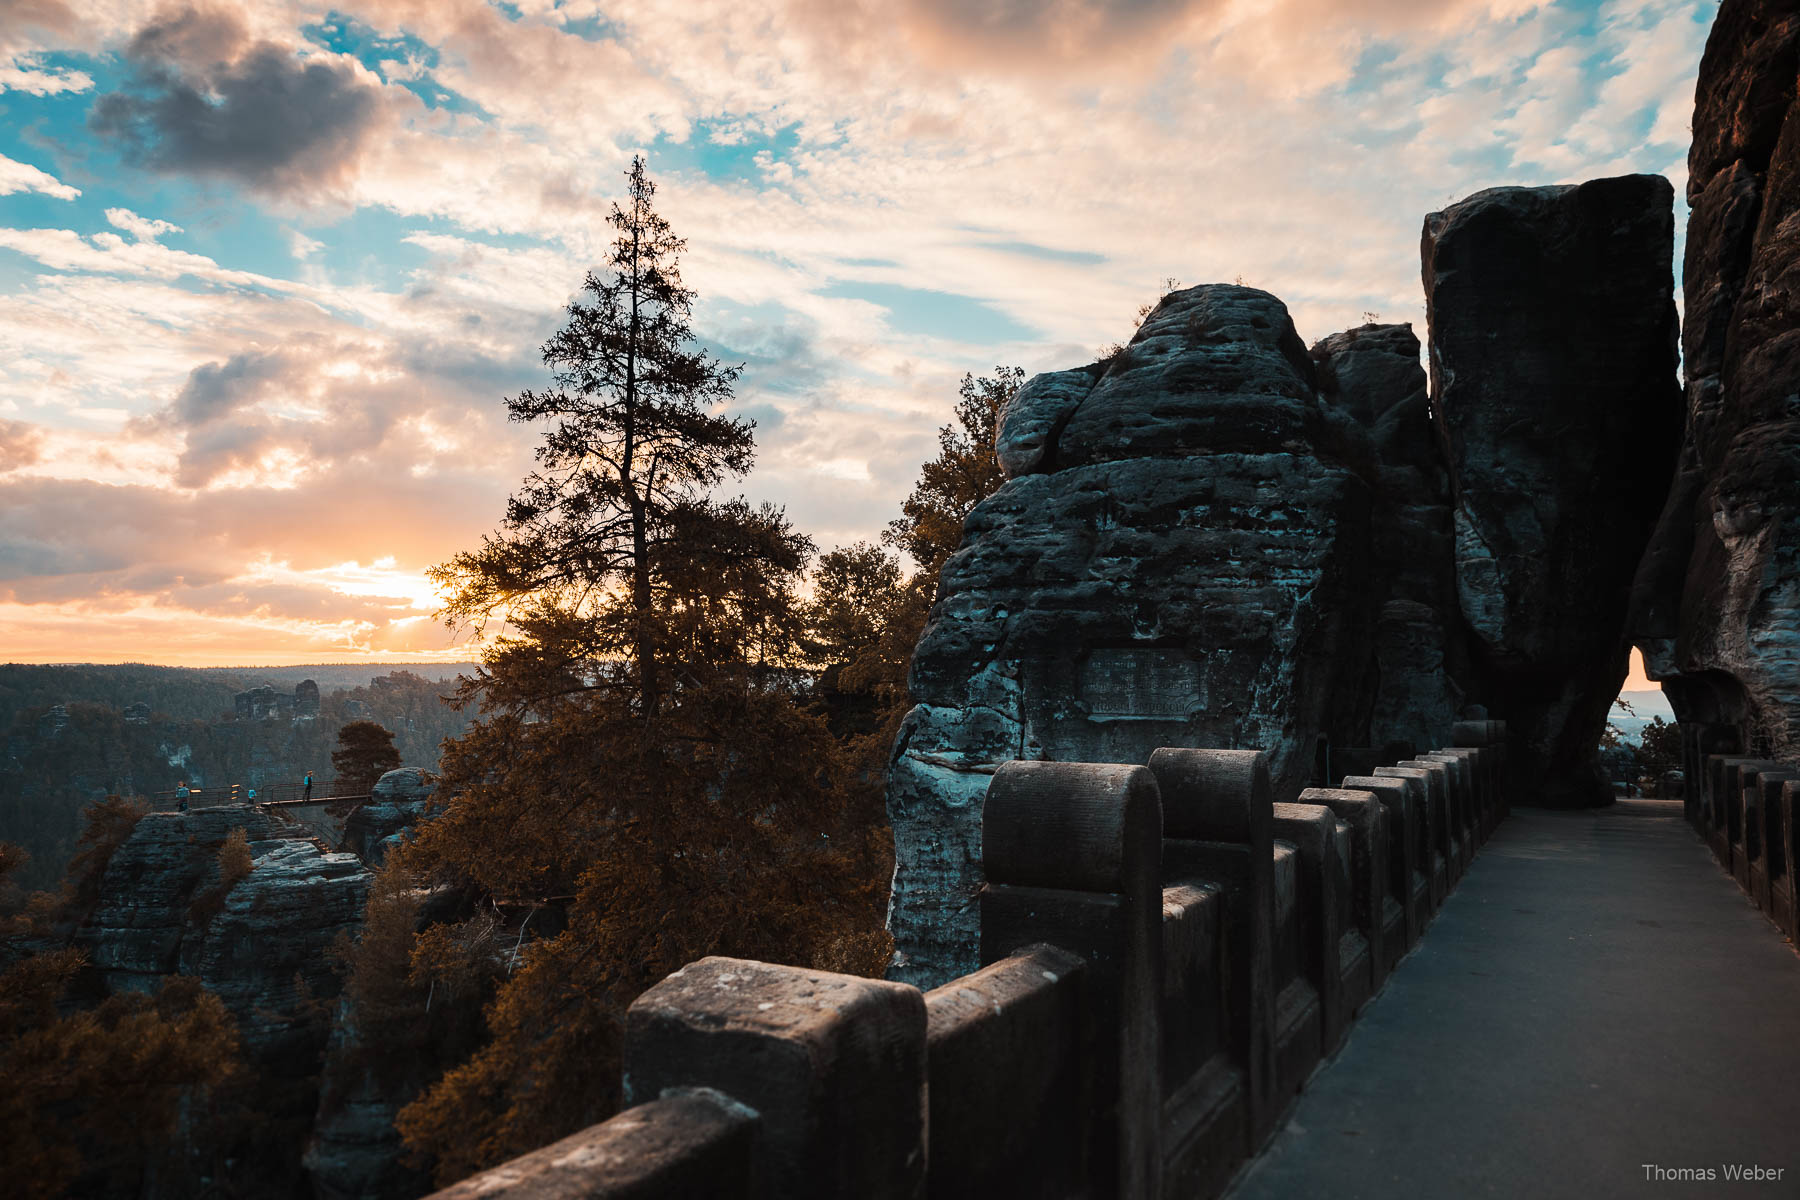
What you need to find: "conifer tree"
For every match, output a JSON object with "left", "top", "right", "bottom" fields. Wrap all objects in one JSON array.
[
  {"left": 431, "top": 156, "right": 801, "bottom": 722},
  {"left": 330, "top": 720, "right": 401, "bottom": 794},
  {"left": 399, "top": 160, "right": 889, "bottom": 1184}
]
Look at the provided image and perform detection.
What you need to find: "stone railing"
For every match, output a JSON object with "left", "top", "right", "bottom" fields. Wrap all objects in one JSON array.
[
  {"left": 426, "top": 722, "right": 1508, "bottom": 1200},
  {"left": 1691, "top": 752, "right": 1800, "bottom": 941}
]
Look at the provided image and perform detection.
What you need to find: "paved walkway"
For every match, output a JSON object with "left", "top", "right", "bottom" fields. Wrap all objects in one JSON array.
[{"left": 1229, "top": 800, "right": 1800, "bottom": 1199}]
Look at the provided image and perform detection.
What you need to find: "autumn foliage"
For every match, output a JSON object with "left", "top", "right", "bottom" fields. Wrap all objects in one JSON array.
[
  {"left": 0, "top": 158, "right": 1028, "bottom": 1194},
  {"left": 0, "top": 958, "right": 246, "bottom": 1199},
  {"left": 330, "top": 165, "right": 1015, "bottom": 1189},
  {"left": 808, "top": 367, "right": 1023, "bottom": 774},
  {"left": 0, "top": 813, "right": 249, "bottom": 1199},
  {"left": 359, "top": 159, "right": 897, "bottom": 1184}
]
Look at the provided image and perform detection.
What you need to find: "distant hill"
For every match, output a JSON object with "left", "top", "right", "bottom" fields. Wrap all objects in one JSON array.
[
  {"left": 0, "top": 662, "right": 482, "bottom": 728},
  {"left": 0, "top": 663, "right": 245, "bottom": 726},
  {"left": 1614, "top": 689, "right": 1674, "bottom": 718},
  {"left": 193, "top": 662, "right": 483, "bottom": 695},
  {"left": 1609, "top": 688, "right": 1675, "bottom": 745}
]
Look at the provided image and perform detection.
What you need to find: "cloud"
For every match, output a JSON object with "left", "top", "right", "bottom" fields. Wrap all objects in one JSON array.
[
  {"left": 0, "top": 0, "right": 1713, "bottom": 663},
  {"left": 0, "top": 57, "right": 92, "bottom": 95},
  {"left": 165, "top": 346, "right": 291, "bottom": 426},
  {"left": 0, "top": 0, "right": 94, "bottom": 95},
  {"left": 89, "top": 5, "right": 394, "bottom": 200},
  {"left": 0, "top": 465, "right": 510, "bottom": 659},
  {"left": 140, "top": 327, "right": 534, "bottom": 491},
  {"left": 0, "top": 420, "right": 45, "bottom": 472},
  {"left": 875, "top": 0, "right": 1208, "bottom": 65},
  {"left": 0, "top": 152, "right": 80, "bottom": 200},
  {"left": 287, "top": 228, "right": 324, "bottom": 259},
  {"left": 105, "top": 207, "right": 183, "bottom": 241},
  {"left": 0, "top": 225, "right": 274, "bottom": 287}
]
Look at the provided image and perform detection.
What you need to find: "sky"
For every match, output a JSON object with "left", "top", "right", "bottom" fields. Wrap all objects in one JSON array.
[{"left": 0, "top": 0, "right": 1712, "bottom": 669}]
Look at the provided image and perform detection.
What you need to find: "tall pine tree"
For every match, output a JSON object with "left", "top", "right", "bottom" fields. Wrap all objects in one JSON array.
[
  {"left": 432, "top": 156, "right": 802, "bottom": 721},
  {"left": 396, "top": 160, "right": 889, "bottom": 1185}
]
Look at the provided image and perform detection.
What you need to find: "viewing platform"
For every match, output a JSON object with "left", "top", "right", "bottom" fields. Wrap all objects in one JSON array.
[{"left": 149, "top": 776, "right": 371, "bottom": 810}]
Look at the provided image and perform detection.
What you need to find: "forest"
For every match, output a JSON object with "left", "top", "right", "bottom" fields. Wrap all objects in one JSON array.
[{"left": 0, "top": 667, "right": 478, "bottom": 892}]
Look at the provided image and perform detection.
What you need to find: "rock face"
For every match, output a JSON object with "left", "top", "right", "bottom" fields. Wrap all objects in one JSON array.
[
  {"left": 887, "top": 285, "right": 1377, "bottom": 985},
  {"left": 340, "top": 767, "right": 435, "bottom": 865},
  {"left": 235, "top": 679, "right": 320, "bottom": 721},
  {"left": 306, "top": 1046, "right": 431, "bottom": 1200},
  {"left": 305, "top": 770, "right": 442, "bottom": 1199},
  {"left": 82, "top": 806, "right": 284, "bottom": 992},
  {"left": 82, "top": 808, "right": 369, "bottom": 1013},
  {"left": 36, "top": 703, "right": 68, "bottom": 739},
  {"left": 1631, "top": 0, "right": 1800, "bottom": 760},
  {"left": 1422, "top": 176, "right": 1683, "bottom": 807},
  {"left": 194, "top": 838, "right": 369, "bottom": 1059},
  {"left": 889, "top": 196, "right": 1685, "bottom": 979},
  {"left": 80, "top": 807, "right": 371, "bottom": 1184},
  {"left": 1310, "top": 323, "right": 1468, "bottom": 756}
]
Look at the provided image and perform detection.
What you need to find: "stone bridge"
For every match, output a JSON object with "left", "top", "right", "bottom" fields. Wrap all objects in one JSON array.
[{"left": 424, "top": 736, "right": 1800, "bottom": 1199}]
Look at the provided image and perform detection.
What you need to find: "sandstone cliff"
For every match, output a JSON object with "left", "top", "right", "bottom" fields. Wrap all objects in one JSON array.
[
  {"left": 889, "top": 180, "right": 1683, "bottom": 982},
  {"left": 887, "top": 286, "right": 1378, "bottom": 985},
  {"left": 78, "top": 807, "right": 371, "bottom": 1194},
  {"left": 1423, "top": 177, "right": 1683, "bottom": 807},
  {"left": 1631, "top": 0, "right": 1800, "bottom": 762}
]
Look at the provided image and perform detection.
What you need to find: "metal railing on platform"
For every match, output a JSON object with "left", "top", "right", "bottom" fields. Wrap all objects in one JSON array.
[{"left": 148, "top": 777, "right": 371, "bottom": 811}]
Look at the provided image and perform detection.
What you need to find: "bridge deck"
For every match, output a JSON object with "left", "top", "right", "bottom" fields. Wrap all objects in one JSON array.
[{"left": 1229, "top": 798, "right": 1800, "bottom": 1199}]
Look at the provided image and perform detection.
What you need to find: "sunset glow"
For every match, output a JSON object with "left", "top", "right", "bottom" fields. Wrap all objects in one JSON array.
[{"left": 0, "top": 0, "right": 1711, "bottom": 665}]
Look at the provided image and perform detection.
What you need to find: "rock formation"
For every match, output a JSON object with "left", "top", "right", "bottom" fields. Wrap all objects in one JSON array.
[
  {"left": 887, "top": 285, "right": 1378, "bottom": 985},
  {"left": 888, "top": 183, "right": 1684, "bottom": 981},
  {"left": 235, "top": 679, "right": 321, "bottom": 721},
  {"left": 340, "top": 767, "right": 435, "bottom": 865},
  {"left": 306, "top": 1054, "right": 431, "bottom": 1200},
  {"left": 1422, "top": 176, "right": 1683, "bottom": 807},
  {"left": 1309, "top": 323, "right": 1468, "bottom": 756},
  {"left": 1631, "top": 0, "right": 1800, "bottom": 762},
  {"left": 79, "top": 807, "right": 371, "bottom": 1185}
]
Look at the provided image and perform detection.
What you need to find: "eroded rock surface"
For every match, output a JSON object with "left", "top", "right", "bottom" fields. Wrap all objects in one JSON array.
[
  {"left": 1631, "top": 0, "right": 1800, "bottom": 759},
  {"left": 887, "top": 286, "right": 1375, "bottom": 986},
  {"left": 81, "top": 806, "right": 282, "bottom": 990},
  {"left": 1311, "top": 323, "right": 1469, "bottom": 755},
  {"left": 889, "top": 184, "right": 1685, "bottom": 976},
  {"left": 306, "top": 1057, "right": 431, "bottom": 1200},
  {"left": 341, "top": 767, "right": 435, "bottom": 866},
  {"left": 83, "top": 809, "right": 367, "bottom": 1021},
  {"left": 1423, "top": 176, "right": 1682, "bottom": 807},
  {"left": 79, "top": 807, "right": 371, "bottom": 1185}
]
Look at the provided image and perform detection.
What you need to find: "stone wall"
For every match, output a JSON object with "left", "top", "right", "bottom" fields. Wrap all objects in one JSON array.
[
  {"left": 427, "top": 733, "right": 1509, "bottom": 1200},
  {"left": 1689, "top": 755, "right": 1797, "bottom": 938}
]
